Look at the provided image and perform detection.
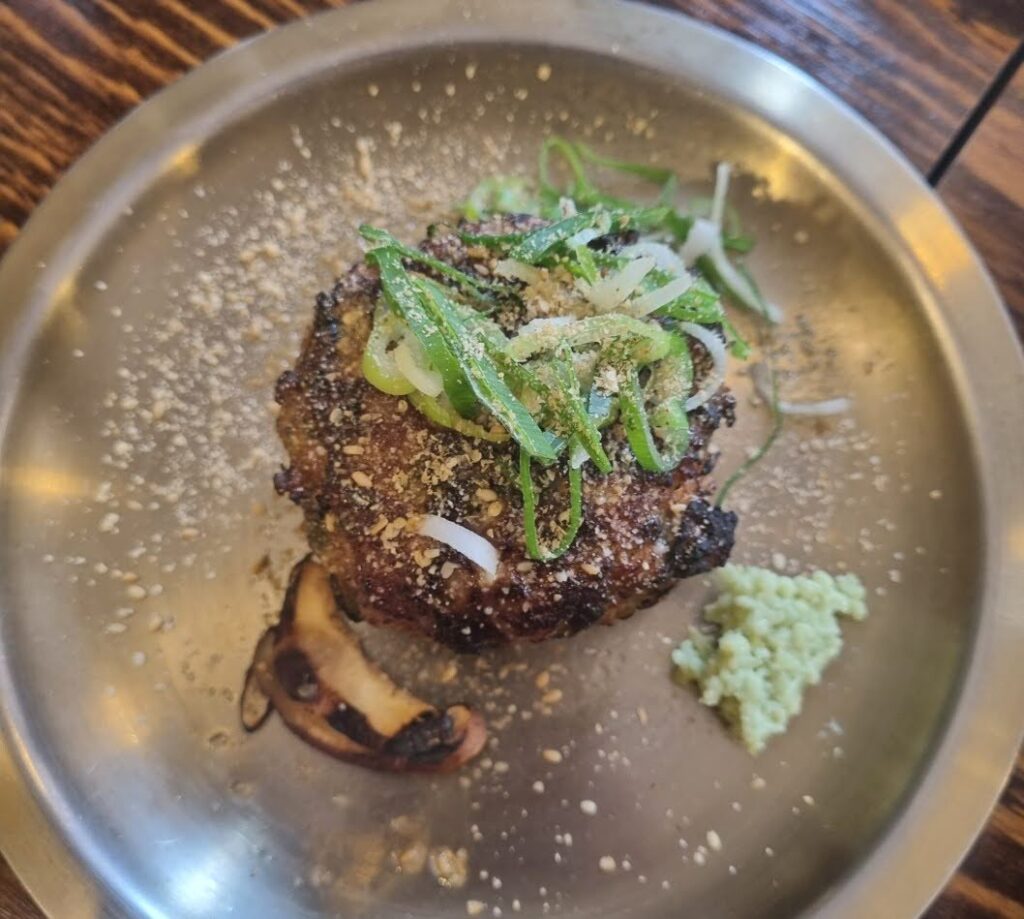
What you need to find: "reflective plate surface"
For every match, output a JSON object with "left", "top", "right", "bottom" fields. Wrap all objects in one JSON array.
[{"left": 2, "top": 1, "right": 1023, "bottom": 917}]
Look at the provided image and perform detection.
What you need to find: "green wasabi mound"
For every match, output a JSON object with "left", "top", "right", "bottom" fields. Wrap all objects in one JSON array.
[{"left": 671, "top": 564, "right": 868, "bottom": 754}]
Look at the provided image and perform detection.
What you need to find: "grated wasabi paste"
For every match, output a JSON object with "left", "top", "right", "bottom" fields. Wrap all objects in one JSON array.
[{"left": 672, "top": 564, "right": 868, "bottom": 754}]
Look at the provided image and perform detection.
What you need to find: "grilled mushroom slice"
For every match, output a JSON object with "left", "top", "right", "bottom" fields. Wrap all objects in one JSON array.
[{"left": 241, "top": 555, "right": 486, "bottom": 772}]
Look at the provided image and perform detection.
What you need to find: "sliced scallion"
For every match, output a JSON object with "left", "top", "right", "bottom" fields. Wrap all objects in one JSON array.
[
  {"left": 415, "top": 278, "right": 558, "bottom": 461},
  {"left": 715, "top": 362, "right": 783, "bottom": 507},
  {"left": 361, "top": 225, "right": 505, "bottom": 304},
  {"left": 507, "top": 314, "right": 674, "bottom": 365},
  {"left": 618, "top": 366, "right": 691, "bottom": 473},
  {"left": 362, "top": 306, "right": 414, "bottom": 396},
  {"left": 545, "top": 346, "right": 611, "bottom": 473},
  {"left": 408, "top": 391, "right": 509, "bottom": 444},
  {"left": 369, "top": 247, "right": 478, "bottom": 417},
  {"left": 508, "top": 211, "right": 612, "bottom": 264},
  {"left": 519, "top": 449, "right": 584, "bottom": 561},
  {"left": 460, "top": 175, "right": 537, "bottom": 220}
]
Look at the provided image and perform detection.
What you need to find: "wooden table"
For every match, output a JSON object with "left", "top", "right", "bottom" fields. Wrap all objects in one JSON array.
[{"left": 1, "top": 1, "right": 1022, "bottom": 915}]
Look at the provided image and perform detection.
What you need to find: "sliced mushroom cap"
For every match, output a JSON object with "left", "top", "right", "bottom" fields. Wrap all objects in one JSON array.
[{"left": 241, "top": 555, "right": 486, "bottom": 772}]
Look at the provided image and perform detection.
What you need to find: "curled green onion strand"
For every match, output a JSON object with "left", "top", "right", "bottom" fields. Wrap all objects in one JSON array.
[
  {"left": 520, "top": 449, "right": 585, "bottom": 561},
  {"left": 618, "top": 366, "right": 692, "bottom": 474},
  {"left": 369, "top": 246, "right": 478, "bottom": 417},
  {"left": 408, "top": 391, "right": 509, "bottom": 444},
  {"left": 716, "top": 362, "right": 783, "bottom": 507},
  {"left": 362, "top": 305, "right": 415, "bottom": 396}
]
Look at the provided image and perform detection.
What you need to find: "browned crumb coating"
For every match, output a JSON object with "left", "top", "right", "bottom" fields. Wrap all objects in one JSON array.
[{"left": 274, "top": 217, "right": 736, "bottom": 652}]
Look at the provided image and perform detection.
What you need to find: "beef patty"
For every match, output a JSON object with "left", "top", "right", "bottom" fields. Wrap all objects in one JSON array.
[{"left": 274, "top": 216, "right": 737, "bottom": 652}]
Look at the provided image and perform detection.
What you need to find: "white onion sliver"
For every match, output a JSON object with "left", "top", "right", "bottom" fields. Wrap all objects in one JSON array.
[
  {"left": 680, "top": 321, "right": 727, "bottom": 412},
  {"left": 620, "top": 241, "right": 688, "bottom": 276},
  {"left": 393, "top": 340, "right": 443, "bottom": 397},
  {"left": 581, "top": 256, "right": 657, "bottom": 312},
  {"left": 778, "top": 398, "right": 853, "bottom": 416},
  {"left": 630, "top": 275, "right": 694, "bottom": 317},
  {"left": 418, "top": 515, "right": 499, "bottom": 578},
  {"left": 680, "top": 219, "right": 784, "bottom": 323},
  {"left": 710, "top": 162, "right": 732, "bottom": 228},
  {"left": 678, "top": 219, "right": 719, "bottom": 266},
  {"left": 494, "top": 259, "right": 543, "bottom": 286},
  {"left": 568, "top": 227, "right": 601, "bottom": 247},
  {"left": 750, "top": 363, "right": 852, "bottom": 416},
  {"left": 707, "top": 244, "right": 784, "bottom": 323}
]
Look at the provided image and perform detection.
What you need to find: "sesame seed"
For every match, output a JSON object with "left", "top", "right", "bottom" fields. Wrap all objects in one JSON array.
[
  {"left": 351, "top": 471, "right": 373, "bottom": 488},
  {"left": 580, "top": 799, "right": 597, "bottom": 816},
  {"left": 542, "top": 749, "right": 562, "bottom": 764},
  {"left": 598, "top": 856, "right": 616, "bottom": 873}
]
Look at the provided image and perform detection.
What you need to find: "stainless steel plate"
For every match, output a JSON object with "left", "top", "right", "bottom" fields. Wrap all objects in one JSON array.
[{"left": 2, "top": 2, "right": 1023, "bottom": 917}]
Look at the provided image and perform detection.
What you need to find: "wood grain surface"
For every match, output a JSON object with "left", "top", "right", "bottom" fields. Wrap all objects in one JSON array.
[
  {"left": 1, "top": 1, "right": 1023, "bottom": 917},
  {"left": 938, "top": 65, "right": 1024, "bottom": 336}
]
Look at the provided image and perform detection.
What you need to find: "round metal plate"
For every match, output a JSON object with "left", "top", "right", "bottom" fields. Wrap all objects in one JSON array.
[{"left": 2, "top": 1, "right": 1023, "bottom": 916}]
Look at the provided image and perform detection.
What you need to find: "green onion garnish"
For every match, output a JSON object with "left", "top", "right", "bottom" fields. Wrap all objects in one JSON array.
[
  {"left": 544, "top": 346, "right": 611, "bottom": 473},
  {"left": 357, "top": 132, "right": 778, "bottom": 560},
  {"left": 461, "top": 175, "right": 538, "bottom": 219},
  {"left": 520, "top": 448, "right": 584, "bottom": 561},
  {"left": 361, "top": 305, "right": 415, "bottom": 396},
  {"left": 618, "top": 366, "right": 691, "bottom": 473},
  {"left": 507, "top": 315, "right": 675, "bottom": 364},
  {"left": 369, "top": 246, "right": 478, "bottom": 417},
  {"left": 458, "top": 229, "right": 526, "bottom": 249},
  {"left": 508, "top": 211, "right": 611, "bottom": 264},
  {"left": 361, "top": 225, "right": 506, "bottom": 305},
  {"left": 716, "top": 362, "right": 783, "bottom": 507},
  {"left": 415, "top": 278, "right": 558, "bottom": 461},
  {"left": 407, "top": 391, "right": 509, "bottom": 444}
]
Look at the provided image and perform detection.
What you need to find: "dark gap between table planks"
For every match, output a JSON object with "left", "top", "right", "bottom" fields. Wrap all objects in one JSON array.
[{"left": 1, "top": 2, "right": 1023, "bottom": 918}]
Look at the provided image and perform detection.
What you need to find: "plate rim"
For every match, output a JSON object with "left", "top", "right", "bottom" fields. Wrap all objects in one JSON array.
[{"left": 1, "top": 1, "right": 1023, "bottom": 916}]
